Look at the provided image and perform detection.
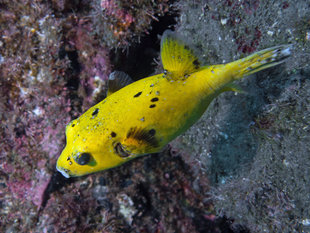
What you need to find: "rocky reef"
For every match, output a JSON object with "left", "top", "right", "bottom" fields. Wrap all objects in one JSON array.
[{"left": 1, "top": 0, "right": 309, "bottom": 232}]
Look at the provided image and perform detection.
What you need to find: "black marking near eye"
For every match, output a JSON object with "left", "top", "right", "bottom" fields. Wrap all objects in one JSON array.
[
  {"left": 151, "top": 97, "right": 159, "bottom": 102},
  {"left": 127, "top": 127, "right": 159, "bottom": 148},
  {"left": 134, "top": 92, "right": 142, "bottom": 97},
  {"left": 67, "top": 157, "right": 70, "bottom": 161},
  {"left": 149, "top": 104, "right": 156, "bottom": 108},
  {"left": 76, "top": 153, "right": 91, "bottom": 165},
  {"left": 148, "top": 129, "right": 156, "bottom": 136},
  {"left": 193, "top": 59, "right": 200, "bottom": 69},
  {"left": 114, "top": 142, "right": 130, "bottom": 158},
  {"left": 72, "top": 124, "right": 75, "bottom": 127},
  {"left": 92, "top": 108, "right": 99, "bottom": 116},
  {"left": 111, "top": 132, "right": 117, "bottom": 137}
]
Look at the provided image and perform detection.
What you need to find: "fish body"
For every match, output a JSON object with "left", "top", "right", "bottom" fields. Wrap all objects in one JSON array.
[{"left": 56, "top": 30, "right": 291, "bottom": 178}]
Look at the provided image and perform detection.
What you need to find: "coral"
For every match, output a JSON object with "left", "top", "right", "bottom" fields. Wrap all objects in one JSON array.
[
  {"left": 0, "top": 0, "right": 111, "bottom": 231},
  {"left": 61, "top": 15, "right": 111, "bottom": 107},
  {"left": 91, "top": 0, "right": 173, "bottom": 48},
  {"left": 88, "top": 146, "right": 244, "bottom": 233}
]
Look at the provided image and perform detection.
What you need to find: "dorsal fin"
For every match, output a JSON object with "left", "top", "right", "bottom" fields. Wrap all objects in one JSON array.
[
  {"left": 161, "top": 30, "right": 201, "bottom": 81},
  {"left": 107, "top": 71, "right": 133, "bottom": 96}
]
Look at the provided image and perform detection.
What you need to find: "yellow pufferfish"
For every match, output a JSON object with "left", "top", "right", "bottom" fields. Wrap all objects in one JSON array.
[{"left": 56, "top": 30, "right": 291, "bottom": 178}]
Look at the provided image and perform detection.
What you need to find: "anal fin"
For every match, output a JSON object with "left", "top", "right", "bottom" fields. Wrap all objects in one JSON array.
[{"left": 219, "top": 83, "right": 244, "bottom": 94}]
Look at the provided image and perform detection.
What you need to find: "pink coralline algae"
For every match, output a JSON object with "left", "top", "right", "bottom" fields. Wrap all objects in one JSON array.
[
  {"left": 63, "top": 17, "right": 111, "bottom": 106},
  {"left": 101, "top": 0, "right": 135, "bottom": 37},
  {"left": 235, "top": 27, "right": 262, "bottom": 53},
  {"left": 93, "top": 0, "right": 172, "bottom": 47},
  {"left": 1, "top": 79, "right": 72, "bottom": 207},
  {"left": 0, "top": 0, "right": 111, "bottom": 230}
]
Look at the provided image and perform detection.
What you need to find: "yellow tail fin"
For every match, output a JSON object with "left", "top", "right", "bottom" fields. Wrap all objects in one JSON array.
[{"left": 231, "top": 45, "right": 291, "bottom": 80}]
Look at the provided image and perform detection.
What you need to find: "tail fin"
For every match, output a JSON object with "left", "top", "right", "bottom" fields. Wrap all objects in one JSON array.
[{"left": 231, "top": 44, "right": 291, "bottom": 79}]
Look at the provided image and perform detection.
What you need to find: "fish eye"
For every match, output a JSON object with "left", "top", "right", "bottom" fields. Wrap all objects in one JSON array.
[{"left": 75, "top": 152, "right": 92, "bottom": 165}]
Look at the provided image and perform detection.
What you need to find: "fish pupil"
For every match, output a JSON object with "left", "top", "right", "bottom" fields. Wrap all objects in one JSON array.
[
  {"left": 149, "top": 129, "right": 156, "bottom": 136},
  {"left": 76, "top": 153, "right": 91, "bottom": 165}
]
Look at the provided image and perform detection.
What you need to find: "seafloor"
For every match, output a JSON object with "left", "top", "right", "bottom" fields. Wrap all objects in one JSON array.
[{"left": 1, "top": 0, "right": 309, "bottom": 232}]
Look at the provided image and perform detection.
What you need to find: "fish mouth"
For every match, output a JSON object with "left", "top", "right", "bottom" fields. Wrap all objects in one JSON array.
[{"left": 56, "top": 165, "right": 70, "bottom": 178}]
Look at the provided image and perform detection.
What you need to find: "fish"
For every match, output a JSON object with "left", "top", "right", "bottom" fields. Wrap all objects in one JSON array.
[{"left": 56, "top": 30, "right": 291, "bottom": 178}]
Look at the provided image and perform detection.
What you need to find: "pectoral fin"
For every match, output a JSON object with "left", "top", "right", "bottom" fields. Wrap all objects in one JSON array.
[{"left": 123, "top": 127, "right": 159, "bottom": 153}]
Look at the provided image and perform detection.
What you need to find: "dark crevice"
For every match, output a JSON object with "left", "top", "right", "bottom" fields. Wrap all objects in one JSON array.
[
  {"left": 192, "top": 212, "right": 250, "bottom": 233},
  {"left": 58, "top": 46, "right": 81, "bottom": 88},
  {"left": 58, "top": 44, "right": 83, "bottom": 115},
  {"left": 109, "top": 11, "right": 179, "bottom": 80},
  {"left": 38, "top": 170, "right": 76, "bottom": 213}
]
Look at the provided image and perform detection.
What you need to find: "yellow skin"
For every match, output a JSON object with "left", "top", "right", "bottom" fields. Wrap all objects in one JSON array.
[{"left": 56, "top": 30, "right": 290, "bottom": 178}]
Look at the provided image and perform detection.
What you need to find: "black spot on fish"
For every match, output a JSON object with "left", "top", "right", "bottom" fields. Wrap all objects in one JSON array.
[
  {"left": 127, "top": 127, "right": 159, "bottom": 148},
  {"left": 111, "top": 132, "right": 117, "bottom": 137},
  {"left": 92, "top": 108, "right": 99, "bottom": 117},
  {"left": 67, "top": 157, "right": 70, "bottom": 161},
  {"left": 149, "top": 129, "right": 156, "bottom": 136},
  {"left": 76, "top": 152, "right": 91, "bottom": 165},
  {"left": 114, "top": 142, "right": 130, "bottom": 158},
  {"left": 72, "top": 124, "right": 75, "bottom": 127},
  {"left": 149, "top": 104, "right": 156, "bottom": 108},
  {"left": 193, "top": 59, "right": 200, "bottom": 69},
  {"left": 134, "top": 92, "right": 142, "bottom": 97},
  {"left": 151, "top": 97, "right": 159, "bottom": 102}
]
